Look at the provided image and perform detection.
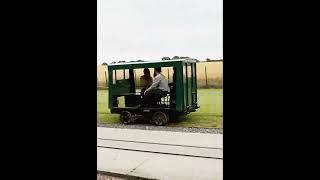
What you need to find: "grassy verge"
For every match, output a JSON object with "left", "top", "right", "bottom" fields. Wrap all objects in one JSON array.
[{"left": 97, "top": 89, "right": 223, "bottom": 128}]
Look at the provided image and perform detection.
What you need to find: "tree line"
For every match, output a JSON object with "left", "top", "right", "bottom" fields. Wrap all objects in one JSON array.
[{"left": 101, "top": 56, "right": 222, "bottom": 65}]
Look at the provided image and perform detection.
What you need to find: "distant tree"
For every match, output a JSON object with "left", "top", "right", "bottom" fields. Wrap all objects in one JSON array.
[
  {"left": 118, "top": 60, "right": 126, "bottom": 63},
  {"left": 206, "top": 58, "right": 223, "bottom": 62},
  {"left": 172, "top": 56, "right": 179, "bottom": 59},
  {"left": 101, "top": 62, "right": 108, "bottom": 66},
  {"left": 207, "top": 58, "right": 217, "bottom": 62},
  {"left": 162, "top": 57, "right": 170, "bottom": 60},
  {"left": 111, "top": 61, "right": 116, "bottom": 64},
  {"left": 179, "top": 56, "right": 189, "bottom": 59},
  {"left": 136, "top": 60, "right": 144, "bottom": 62}
]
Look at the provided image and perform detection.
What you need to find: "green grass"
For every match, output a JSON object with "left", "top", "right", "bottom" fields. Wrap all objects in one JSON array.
[{"left": 97, "top": 89, "right": 223, "bottom": 128}]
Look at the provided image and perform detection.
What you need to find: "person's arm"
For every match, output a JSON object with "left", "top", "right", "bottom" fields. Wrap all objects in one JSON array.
[{"left": 145, "top": 75, "right": 160, "bottom": 94}]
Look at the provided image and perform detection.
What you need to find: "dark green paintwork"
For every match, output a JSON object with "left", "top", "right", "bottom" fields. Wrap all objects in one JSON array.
[
  {"left": 108, "top": 70, "right": 113, "bottom": 108},
  {"left": 175, "top": 63, "right": 184, "bottom": 111}
]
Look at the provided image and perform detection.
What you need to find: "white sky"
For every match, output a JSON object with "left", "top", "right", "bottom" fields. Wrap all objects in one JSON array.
[{"left": 97, "top": 0, "right": 223, "bottom": 64}]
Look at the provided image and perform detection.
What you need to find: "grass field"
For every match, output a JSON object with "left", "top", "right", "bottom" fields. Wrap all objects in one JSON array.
[
  {"left": 97, "top": 89, "right": 223, "bottom": 128},
  {"left": 97, "top": 62, "right": 223, "bottom": 88}
]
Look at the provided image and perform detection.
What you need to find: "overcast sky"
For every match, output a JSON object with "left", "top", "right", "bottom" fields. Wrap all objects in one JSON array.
[{"left": 97, "top": 0, "right": 223, "bottom": 64}]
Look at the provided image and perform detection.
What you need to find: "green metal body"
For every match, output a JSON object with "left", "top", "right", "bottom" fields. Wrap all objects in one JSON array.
[{"left": 107, "top": 59, "right": 199, "bottom": 114}]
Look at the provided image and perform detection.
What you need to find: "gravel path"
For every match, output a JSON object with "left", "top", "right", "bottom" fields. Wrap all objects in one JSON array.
[
  {"left": 97, "top": 123, "right": 223, "bottom": 134},
  {"left": 97, "top": 173, "right": 126, "bottom": 180},
  {"left": 97, "top": 172, "right": 151, "bottom": 180}
]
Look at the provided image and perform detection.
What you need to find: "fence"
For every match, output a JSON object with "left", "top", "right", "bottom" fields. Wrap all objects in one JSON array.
[{"left": 97, "top": 61, "right": 223, "bottom": 89}]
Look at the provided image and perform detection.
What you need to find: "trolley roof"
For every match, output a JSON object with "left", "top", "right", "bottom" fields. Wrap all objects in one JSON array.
[{"left": 108, "top": 58, "right": 198, "bottom": 70}]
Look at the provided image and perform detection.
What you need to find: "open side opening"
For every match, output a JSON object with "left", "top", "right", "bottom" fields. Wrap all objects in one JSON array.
[{"left": 110, "top": 67, "right": 177, "bottom": 109}]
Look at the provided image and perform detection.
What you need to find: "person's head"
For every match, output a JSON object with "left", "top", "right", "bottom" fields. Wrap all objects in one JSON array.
[
  {"left": 143, "top": 68, "right": 150, "bottom": 77},
  {"left": 154, "top": 67, "right": 162, "bottom": 77}
]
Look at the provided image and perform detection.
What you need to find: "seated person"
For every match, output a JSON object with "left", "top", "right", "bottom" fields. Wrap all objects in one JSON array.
[
  {"left": 141, "top": 67, "right": 170, "bottom": 107},
  {"left": 140, "top": 68, "right": 153, "bottom": 94}
]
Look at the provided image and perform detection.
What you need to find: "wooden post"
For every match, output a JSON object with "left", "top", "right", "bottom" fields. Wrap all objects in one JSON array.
[
  {"left": 205, "top": 66, "right": 208, "bottom": 88},
  {"left": 105, "top": 71, "right": 108, "bottom": 88},
  {"left": 167, "top": 68, "right": 170, "bottom": 82}
]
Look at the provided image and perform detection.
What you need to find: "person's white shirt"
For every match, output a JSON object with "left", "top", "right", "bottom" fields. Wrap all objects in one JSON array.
[{"left": 149, "top": 73, "right": 170, "bottom": 92}]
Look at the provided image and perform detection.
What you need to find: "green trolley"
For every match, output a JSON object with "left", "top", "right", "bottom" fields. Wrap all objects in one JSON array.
[{"left": 107, "top": 58, "right": 199, "bottom": 125}]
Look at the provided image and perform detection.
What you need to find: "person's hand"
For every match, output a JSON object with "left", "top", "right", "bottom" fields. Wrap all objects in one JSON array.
[{"left": 144, "top": 90, "right": 148, "bottom": 95}]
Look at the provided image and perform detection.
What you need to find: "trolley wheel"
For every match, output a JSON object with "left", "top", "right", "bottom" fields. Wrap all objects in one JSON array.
[
  {"left": 151, "top": 111, "right": 169, "bottom": 126},
  {"left": 120, "top": 111, "right": 132, "bottom": 124}
]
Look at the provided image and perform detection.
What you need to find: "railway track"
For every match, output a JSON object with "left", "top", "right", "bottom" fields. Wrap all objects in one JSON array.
[{"left": 97, "top": 138, "right": 222, "bottom": 160}]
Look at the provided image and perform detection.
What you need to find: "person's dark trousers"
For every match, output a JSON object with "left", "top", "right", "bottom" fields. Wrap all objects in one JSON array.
[{"left": 141, "top": 89, "right": 168, "bottom": 107}]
